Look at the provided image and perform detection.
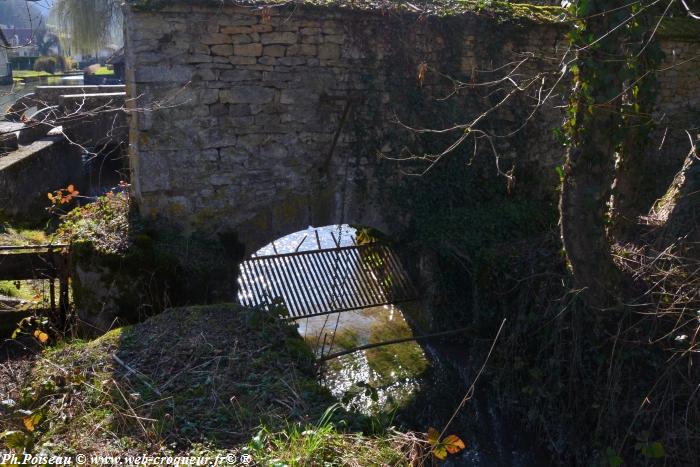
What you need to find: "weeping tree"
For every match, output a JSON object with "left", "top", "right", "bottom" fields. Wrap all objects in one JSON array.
[{"left": 48, "top": 0, "right": 123, "bottom": 55}]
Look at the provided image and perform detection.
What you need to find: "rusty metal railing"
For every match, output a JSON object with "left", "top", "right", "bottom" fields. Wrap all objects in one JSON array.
[{"left": 236, "top": 243, "right": 419, "bottom": 318}]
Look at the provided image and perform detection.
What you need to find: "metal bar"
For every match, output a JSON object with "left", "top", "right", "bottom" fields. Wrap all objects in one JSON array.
[
  {"left": 314, "top": 229, "right": 321, "bottom": 249},
  {"left": 351, "top": 245, "right": 387, "bottom": 304},
  {"left": 318, "top": 249, "right": 352, "bottom": 311},
  {"left": 313, "top": 249, "right": 338, "bottom": 310},
  {"left": 235, "top": 264, "right": 251, "bottom": 305},
  {"left": 262, "top": 256, "right": 291, "bottom": 313},
  {"left": 305, "top": 248, "right": 333, "bottom": 311},
  {"left": 278, "top": 297, "right": 420, "bottom": 320},
  {"left": 278, "top": 254, "right": 312, "bottom": 318},
  {"left": 294, "top": 235, "right": 307, "bottom": 252},
  {"left": 250, "top": 258, "right": 274, "bottom": 303},
  {"left": 347, "top": 248, "right": 380, "bottom": 308},
  {"left": 329, "top": 231, "right": 340, "bottom": 248},
  {"left": 236, "top": 243, "right": 420, "bottom": 319},
  {"left": 308, "top": 249, "right": 334, "bottom": 310},
  {"left": 0, "top": 244, "right": 68, "bottom": 251},
  {"left": 242, "top": 261, "right": 265, "bottom": 305},
  {"left": 271, "top": 255, "right": 304, "bottom": 318},
  {"left": 250, "top": 260, "right": 271, "bottom": 304},
  {"left": 238, "top": 261, "right": 260, "bottom": 306},
  {"left": 288, "top": 252, "right": 324, "bottom": 317},
  {"left": 247, "top": 243, "right": 378, "bottom": 261},
  {"left": 284, "top": 254, "right": 314, "bottom": 317},
  {"left": 333, "top": 249, "right": 364, "bottom": 310},
  {"left": 283, "top": 253, "right": 317, "bottom": 316},
  {"left": 383, "top": 246, "right": 417, "bottom": 296}
]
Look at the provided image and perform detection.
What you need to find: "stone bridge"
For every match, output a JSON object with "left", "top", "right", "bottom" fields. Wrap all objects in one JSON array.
[{"left": 123, "top": 0, "right": 700, "bottom": 255}]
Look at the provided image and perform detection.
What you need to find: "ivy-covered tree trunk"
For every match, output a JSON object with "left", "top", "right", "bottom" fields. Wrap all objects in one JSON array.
[
  {"left": 560, "top": 2, "right": 627, "bottom": 306},
  {"left": 610, "top": 8, "right": 663, "bottom": 240}
]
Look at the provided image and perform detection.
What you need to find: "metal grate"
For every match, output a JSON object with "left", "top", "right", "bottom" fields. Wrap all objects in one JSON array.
[{"left": 236, "top": 243, "right": 419, "bottom": 318}]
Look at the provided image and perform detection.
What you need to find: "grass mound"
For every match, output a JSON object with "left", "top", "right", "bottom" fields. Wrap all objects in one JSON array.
[
  {"left": 1, "top": 305, "right": 329, "bottom": 455},
  {"left": 1, "top": 305, "right": 416, "bottom": 464}
]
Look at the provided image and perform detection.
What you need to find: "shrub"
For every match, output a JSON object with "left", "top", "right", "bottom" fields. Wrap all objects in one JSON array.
[{"left": 33, "top": 55, "right": 69, "bottom": 74}]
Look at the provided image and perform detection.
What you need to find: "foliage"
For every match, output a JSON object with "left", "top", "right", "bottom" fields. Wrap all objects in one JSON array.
[
  {"left": 32, "top": 55, "right": 69, "bottom": 74},
  {"left": 55, "top": 189, "right": 129, "bottom": 255},
  {"left": 426, "top": 427, "right": 465, "bottom": 460},
  {"left": 49, "top": 0, "right": 123, "bottom": 54}
]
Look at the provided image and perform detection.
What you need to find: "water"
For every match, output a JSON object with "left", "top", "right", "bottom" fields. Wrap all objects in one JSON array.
[
  {"left": 1, "top": 75, "right": 84, "bottom": 112},
  {"left": 238, "top": 225, "right": 552, "bottom": 465},
  {"left": 240, "top": 225, "right": 429, "bottom": 414}
]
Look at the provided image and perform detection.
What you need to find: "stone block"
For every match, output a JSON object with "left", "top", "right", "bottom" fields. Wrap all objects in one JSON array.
[
  {"left": 280, "top": 88, "right": 318, "bottom": 105},
  {"left": 211, "top": 44, "right": 234, "bottom": 56},
  {"left": 318, "top": 43, "right": 340, "bottom": 60},
  {"left": 220, "top": 86, "right": 275, "bottom": 104},
  {"left": 221, "top": 69, "right": 261, "bottom": 82},
  {"left": 235, "top": 43, "right": 263, "bottom": 57},
  {"left": 229, "top": 56, "right": 257, "bottom": 65},
  {"left": 260, "top": 32, "right": 298, "bottom": 45},
  {"left": 136, "top": 65, "right": 192, "bottom": 83},
  {"left": 187, "top": 54, "right": 213, "bottom": 63},
  {"left": 278, "top": 57, "right": 307, "bottom": 66},
  {"left": 287, "top": 44, "right": 317, "bottom": 57},
  {"left": 194, "top": 67, "right": 217, "bottom": 81},
  {"left": 263, "top": 45, "right": 286, "bottom": 57},
  {"left": 232, "top": 34, "right": 253, "bottom": 45},
  {"left": 258, "top": 56, "right": 278, "bottom": 66},
  {"left": 201, "top": 33, "right": 230, "bottom": 45}
]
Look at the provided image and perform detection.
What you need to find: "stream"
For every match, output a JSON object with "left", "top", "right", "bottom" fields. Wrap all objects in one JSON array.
[{"left": 239, "top": 225, "right": 551, "bottom": 466}]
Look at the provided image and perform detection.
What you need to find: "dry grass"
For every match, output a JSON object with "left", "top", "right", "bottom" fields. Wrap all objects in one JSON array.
[{"left": 0, "top": 305, "right": 417, "bottom": 464}]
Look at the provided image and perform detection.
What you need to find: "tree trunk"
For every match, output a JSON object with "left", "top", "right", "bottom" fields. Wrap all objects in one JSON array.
[
  {"left": 610, "top": 20, "right": 662, "bottom": 240},
  {"left": 560, "top": 5, "right": 626, "bottom": 307}
]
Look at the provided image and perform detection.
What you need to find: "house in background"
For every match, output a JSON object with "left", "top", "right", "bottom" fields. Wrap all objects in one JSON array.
[
  {"left": 0, "top": 25, "right": 40, "bottom": 70},
  {"left": 0, "top": 47, "right": 11, "bottom": 85}
]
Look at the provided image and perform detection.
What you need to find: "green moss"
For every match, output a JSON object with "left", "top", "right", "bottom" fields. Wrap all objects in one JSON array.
[
  {"left": 331, "top": 327, "right": 361, "bottom": 349},
  {"left": 126, "top": 0, "right": 565, "bottom": 23},
  {"left": 364, "top": 312, "right": 428, "bottom": 385}
]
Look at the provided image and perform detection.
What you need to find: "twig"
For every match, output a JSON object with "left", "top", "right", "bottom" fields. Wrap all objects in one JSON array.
[
  {"left": 112, "top": 354, "right": 162, "bottom": 397},
  {"left": 439, "top": 318, "right": 506, "bottom": 439}
]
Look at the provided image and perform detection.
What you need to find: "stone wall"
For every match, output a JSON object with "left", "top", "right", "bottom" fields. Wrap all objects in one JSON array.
[
  {"left": 0, "top": 137, "right": 84, "bottom": 223},
  {"left": 124, "top": 1, "right": 699, "bottom": 253}
]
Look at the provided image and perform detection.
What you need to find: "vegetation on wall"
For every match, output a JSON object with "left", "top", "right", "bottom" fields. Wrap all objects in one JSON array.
[{"left": 372, "top": 1, "right": 699, "bottom": 465}]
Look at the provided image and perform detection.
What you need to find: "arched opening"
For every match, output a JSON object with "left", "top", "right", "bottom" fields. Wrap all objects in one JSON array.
[{"left": 235, "top": 224, "right": 428, "bottom": 413}]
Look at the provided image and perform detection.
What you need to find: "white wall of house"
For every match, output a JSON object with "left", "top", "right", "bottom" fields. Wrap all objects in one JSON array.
[{"left": 0, "top": 48, "right": 9, "bottom": 76}]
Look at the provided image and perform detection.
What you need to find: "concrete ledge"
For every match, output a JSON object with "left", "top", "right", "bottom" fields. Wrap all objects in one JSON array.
[{"left": 35, "top": 85, "right": 125, "bottom": 107}]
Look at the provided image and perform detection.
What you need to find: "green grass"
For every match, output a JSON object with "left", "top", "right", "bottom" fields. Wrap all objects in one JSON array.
[
  {"left": 0, "top": 281, "right": 37, "bottom": 301},
  {"left": 0, "top": 305, "right": 416, "bottom": 462},
  {"left": 92, "top": 66, "right": 115, "bottom": 76},
  {"left": 11, "top": 70, "right": 58, "bottom": 79},
  {"left": 0, "top": 225, "right": 50, "bottom": 246},
  {"left": 247, "top": 405, "right": 416, "bottom": 466}
]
